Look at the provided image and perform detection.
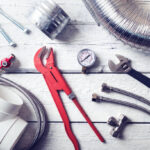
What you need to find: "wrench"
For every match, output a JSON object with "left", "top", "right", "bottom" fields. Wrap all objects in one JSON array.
[{"left": 108, "top": 54, "right": 150, "bottom": 88}]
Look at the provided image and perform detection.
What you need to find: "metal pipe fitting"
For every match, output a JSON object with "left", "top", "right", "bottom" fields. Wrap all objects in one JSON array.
[{"left": 29, "top": 0, "right": 70, "bottom": 39}]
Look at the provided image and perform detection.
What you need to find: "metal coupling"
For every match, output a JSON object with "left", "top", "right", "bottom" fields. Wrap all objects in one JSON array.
[{"left": 29, "top": 0, "right": 70, "bottom": 39}]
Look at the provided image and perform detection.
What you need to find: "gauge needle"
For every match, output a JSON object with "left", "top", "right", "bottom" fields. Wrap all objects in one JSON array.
[{"left": 81, "top": 55, "right": 90, "bottom": 62}]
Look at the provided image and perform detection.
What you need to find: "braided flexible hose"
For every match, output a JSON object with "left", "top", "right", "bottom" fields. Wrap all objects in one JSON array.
[{"left": 92, "top": 94, "right": 150, "bottom": 115}]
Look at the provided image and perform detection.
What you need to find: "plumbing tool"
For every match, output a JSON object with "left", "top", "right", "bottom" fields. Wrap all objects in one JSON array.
[
  {"left": 92, "top": 93, "right": 150, "bottom": 115},
  {"left": 107, "top": 114, "right": 128, "bottom": 138},
  {"left": 0, "top": 54, "right": 15, "bottom": 70},
  {"left": 102, "top": 83, "right": 150, "bottom": 106},
  {"left": 0, "top": 26, "right": 16, "bottom": 47},
  {"left": 34, "top": 47, "right": 104, "bottom": 150},
  {"left": 82, "top": 0, "right": 150, "bottom": 50},
  {"left": 77, "top": 49, "right": 96, "bottom": 73},
  {"left": 29, "top": 0, "right": 70, "bottom": 39},
  {"left": 108, "top": 54, "right": 150, "bottom": 88},
  {"left": 0, "top": 8, "right": 30, "bottom": 34}
]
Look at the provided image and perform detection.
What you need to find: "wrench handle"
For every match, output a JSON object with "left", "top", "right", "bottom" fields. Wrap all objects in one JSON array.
[{"left": 128, "top": 69, "right": 150, "bottom": 88}]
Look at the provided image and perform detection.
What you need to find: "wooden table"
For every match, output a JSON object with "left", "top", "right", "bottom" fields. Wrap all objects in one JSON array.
[{"left": 1, "top": 0, "right": 150, "bottom": 149}]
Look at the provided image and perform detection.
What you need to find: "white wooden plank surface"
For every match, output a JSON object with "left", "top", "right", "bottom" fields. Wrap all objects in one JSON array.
[
  {"left": 2, "top": 42, "right": 150, "bottom": 72},
  {"left": 3, "top": 74, "right": 150, "bottom": 122},
  {"left": 0, "top": 0, "right": 150, "bottom": 72},
  {"left": 15, "top": 123, "right": 150, "bottom": 150},
  {"left": 0, "top": 0, "right": 150, "bottom": 150}
]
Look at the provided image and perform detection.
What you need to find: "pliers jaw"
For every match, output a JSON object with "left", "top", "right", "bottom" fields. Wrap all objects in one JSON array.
[
  {"left": 46, "top": 47, "right": 55, "bottom": 68},
  {"left": 34, "top": 46, "right": 55, "bottom": 73}
]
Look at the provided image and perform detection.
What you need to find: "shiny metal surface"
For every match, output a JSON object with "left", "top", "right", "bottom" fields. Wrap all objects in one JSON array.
[
  {"left": 82, "top": 0, "right": 150, "bottom": 50},
  {"left": 77, "top": 49, "right": 96, "bottom": 67},
  {"left": 29, "top": 0, "right": 70, "bottom": 39}
]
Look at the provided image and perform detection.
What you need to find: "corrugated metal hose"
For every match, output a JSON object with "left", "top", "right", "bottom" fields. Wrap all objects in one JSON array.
[{"left": 82, "top": 0, "right": 150, "bottom": 50}]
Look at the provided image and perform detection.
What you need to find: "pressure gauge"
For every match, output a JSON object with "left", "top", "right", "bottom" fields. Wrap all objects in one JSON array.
[{"left": 77, "top": 49, "right": 96, "bottom": 73}]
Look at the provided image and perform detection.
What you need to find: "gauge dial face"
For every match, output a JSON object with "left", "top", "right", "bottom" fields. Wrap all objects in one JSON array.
[{"left": 77, "top": 49, "right": 96, "bottom": 67}]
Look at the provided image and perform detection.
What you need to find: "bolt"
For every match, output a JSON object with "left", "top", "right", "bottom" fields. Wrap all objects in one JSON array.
[
  {"left": 0, "top": 8, "right": 30, "bottom": 34},
  {"left": 0, "top": 26, "right": 17, "bottom": 47}
]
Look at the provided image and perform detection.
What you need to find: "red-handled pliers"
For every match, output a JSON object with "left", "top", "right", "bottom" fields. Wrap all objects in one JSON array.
[{"left": 34, "top": 47, "right": 105, "bottom": 150}]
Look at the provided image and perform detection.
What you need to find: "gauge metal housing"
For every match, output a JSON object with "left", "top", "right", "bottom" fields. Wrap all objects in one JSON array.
[{"left": 77, "top": 49, "right": 96, "bottom": 68}]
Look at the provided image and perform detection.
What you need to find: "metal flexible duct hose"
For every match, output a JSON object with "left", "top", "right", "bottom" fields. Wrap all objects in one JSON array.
[
  {"left": 0, "top": 76, "right": 47, "bottom": 150},
  {"left": 82, "top": 0, "right": 150, "bottom": 50}
]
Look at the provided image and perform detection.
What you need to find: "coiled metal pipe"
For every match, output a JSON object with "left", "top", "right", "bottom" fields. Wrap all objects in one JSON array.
[
  {"left": 0, "top": 77, "right": 47, "bottom": 150},
  {"left": 82, "top": 0, "right": 150, "bottom": 50}
]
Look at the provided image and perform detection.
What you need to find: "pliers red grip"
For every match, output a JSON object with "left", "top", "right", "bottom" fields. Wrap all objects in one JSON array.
[{"left": 34, "top": 47, "right": 104, "bottom": 150}]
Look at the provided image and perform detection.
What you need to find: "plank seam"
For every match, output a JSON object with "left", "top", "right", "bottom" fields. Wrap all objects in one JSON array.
[{"left": 27, "top": 121, "right": 150, "bottom": 124}]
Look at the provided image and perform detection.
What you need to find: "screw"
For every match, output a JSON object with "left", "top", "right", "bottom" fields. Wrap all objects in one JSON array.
[
  {"left": 0, "top": 8, "right": 30, "bottom": 34},
  {"left": 0, "top": 26, "right": 17, "bottom": 47}
]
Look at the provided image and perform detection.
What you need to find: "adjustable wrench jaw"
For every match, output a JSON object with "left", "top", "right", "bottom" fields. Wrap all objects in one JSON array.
[
  {"left": 108, "top": 54, "right": 132, "bottom": 73},
  {"left": 108, "top": 54, "right": 150, "bottom": 88}
]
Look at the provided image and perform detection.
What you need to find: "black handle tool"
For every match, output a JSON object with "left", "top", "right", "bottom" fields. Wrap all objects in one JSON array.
[{"left": 108, "top": 54, "right": 150, "bottom": 88}]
